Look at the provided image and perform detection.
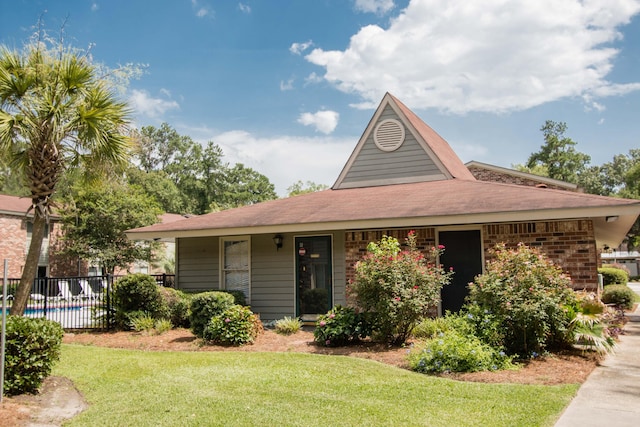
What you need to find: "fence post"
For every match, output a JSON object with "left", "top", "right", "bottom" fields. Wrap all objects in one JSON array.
[
  {"left": 42, "top": 276, "right": 48, "bottom": 316},
  {"left": 1, "top": 260, "right": 9, "bottom": 404},
  {"left": 106, "top": 274, "right": 112, "bottom": 330}
]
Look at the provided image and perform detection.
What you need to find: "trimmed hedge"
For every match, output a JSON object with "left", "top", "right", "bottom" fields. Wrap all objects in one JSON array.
[
  {"left": 3, "top": 316, "right": 64, "bottom": 396},
  {"left": 189, "top": 291, "right": 235, "bottom": 338},
  {"left": 112, "top": 274, "right": 168, "bottom": 329},
  {"left": 601, "top": 285, "right": 636, "bottom": 310},
  {"left": 599, "top": 267, "right": 629, "bottom": 286}
]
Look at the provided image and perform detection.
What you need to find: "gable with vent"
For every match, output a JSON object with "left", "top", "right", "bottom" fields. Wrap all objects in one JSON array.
[{"left": 333, "top": 93, "right": 469, "bottom": 190}]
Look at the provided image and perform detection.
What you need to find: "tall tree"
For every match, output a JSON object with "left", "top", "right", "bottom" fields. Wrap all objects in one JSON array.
[
  {"left": 286, "top": 180, "right": 329, "bottom": 197},
  {"left": 526, "top": 120, "right": 591, "bottom": 183},
  {"left": 59, "top": 181, "right": 162, "bottom": 275},
  {"left": 0, "top": 33, "right": 131, "bottom": 315},
  {"left": 209, "top": 163, "right": 277, "bottom": 211}
]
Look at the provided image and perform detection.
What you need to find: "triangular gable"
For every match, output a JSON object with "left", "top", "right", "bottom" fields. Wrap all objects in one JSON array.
[{"left": 333, "top": 93, "right": 475, "bottom": 189}]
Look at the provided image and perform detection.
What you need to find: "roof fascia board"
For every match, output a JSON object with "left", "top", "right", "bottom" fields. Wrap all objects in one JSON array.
[
  {"left": 334, "top": 173, "right": 449, "bottom": 189},
  {"left": 126, "top": 204, "right": 640, "bottom": 241}
]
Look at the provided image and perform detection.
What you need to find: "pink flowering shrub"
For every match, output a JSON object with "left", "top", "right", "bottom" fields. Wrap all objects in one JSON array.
[
  {"left": 203, "top": 305, "right": 262, "bottom": 345},
  {"left": 313, "top": 305, "right": 370, "bottom": 346},
  {"left": 348, "top": 232, "right": 453, "bottom": 345},
  {"left": 467, "top": 243, "right": 577, "bottom": 356}
]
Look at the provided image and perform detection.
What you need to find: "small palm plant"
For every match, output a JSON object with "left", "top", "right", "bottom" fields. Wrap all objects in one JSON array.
[{"left": 568, "top": 293, "right": 615, "bottom": 355}]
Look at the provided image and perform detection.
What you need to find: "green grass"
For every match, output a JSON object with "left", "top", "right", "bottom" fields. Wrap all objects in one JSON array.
[{"left": 55, "top": 344, "right": 577, "bottom": 427}]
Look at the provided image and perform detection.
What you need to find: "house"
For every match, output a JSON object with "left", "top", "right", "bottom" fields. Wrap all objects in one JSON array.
[
  {"left": 601, "top": 250, "right": 640, "bottom": 277},
  {"left": 0, "top": 194, "right": 74, "bottom": 279},
  {"left": 126, "top": 93, "right": 640, "bottom": 321}
]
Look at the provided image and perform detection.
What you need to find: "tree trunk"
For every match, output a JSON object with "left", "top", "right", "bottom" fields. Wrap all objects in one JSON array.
[{"left": 10, "top": 213, "right": 47, "bottom": 315}]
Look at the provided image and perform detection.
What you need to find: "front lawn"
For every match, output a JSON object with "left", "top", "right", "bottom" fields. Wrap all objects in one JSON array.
[{"left": 55, "top": 344, "right": 577, "bottom": 427}]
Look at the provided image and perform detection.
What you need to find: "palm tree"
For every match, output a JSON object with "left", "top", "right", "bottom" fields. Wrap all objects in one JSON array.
[{"left": 0, "top": 38, "right": 131, "bottom": 315}]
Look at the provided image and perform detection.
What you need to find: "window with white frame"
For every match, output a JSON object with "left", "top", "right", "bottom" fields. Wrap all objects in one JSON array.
[{"left": 221, "top": 237, "right": 250, "bottom": 304}]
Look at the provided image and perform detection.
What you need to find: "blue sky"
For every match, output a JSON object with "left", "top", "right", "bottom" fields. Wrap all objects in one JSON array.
[{"left": 2, "top": 0, "right": 640, "bottom": 195}]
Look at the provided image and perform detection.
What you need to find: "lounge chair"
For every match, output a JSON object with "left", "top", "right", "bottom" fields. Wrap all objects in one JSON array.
[
  {"left": 78, "top": 279, "right": 99, "bottom": 300},
  {"left": 57, "top": 281, "right": 75, "bottom": 301}
]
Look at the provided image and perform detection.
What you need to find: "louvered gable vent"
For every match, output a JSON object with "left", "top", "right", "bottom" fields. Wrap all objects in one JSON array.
[{"left": 373, "top": 119, "right": 405, "bottom": 152}]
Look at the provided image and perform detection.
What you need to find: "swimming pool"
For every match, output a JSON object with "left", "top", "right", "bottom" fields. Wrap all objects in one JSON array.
[{"left": 2, "top": 305, "right": 105, "bottom": 329}]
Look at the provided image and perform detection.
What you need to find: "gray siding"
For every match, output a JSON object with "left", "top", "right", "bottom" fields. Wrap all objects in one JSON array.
[
  {"left": 340, "top": 106, "right": 441, "bottom": 186},
  {"left": 176, "top": 237, "right": 219, "bottom": 291},
  {"left": 176, "top": 232, "right": 347, "bottom": 322}
]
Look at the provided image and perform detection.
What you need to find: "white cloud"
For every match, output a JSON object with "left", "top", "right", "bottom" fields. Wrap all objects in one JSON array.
[
  {"left": 129, "top": 89, "right": 180, "bottom": 118},
  {"left": 354, "top": 0, "right": 395, "bottom": 15},
  {"left": 290, "top": 40, "right": 313, "bottom": 55},
  {"left": 202, "top": 130, "right": 355, "bottom": 196},
  {"left": 91, "top": 2, "right": 99, "bottom": 12},
  {"left": 297, "top": 110, "right": 340, "bottom": 134},
  {"left": 191, "top": 0, "right": 212, "bottom": 17},
  {"left": 238, "top": 3, "right": 251, "bottom": 13},
  {"left": 305, "top": 0, "right": 640, "bottom": 114},
  {"left": 280, "top": 78, "right": 294, "bottom": 91}
]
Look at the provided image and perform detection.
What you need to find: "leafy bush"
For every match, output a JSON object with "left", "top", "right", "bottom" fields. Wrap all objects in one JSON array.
[
  {"left": 159, "top": 287, "right": 191, "bottom": 328},
  {"left": 412, "top": 314, "right": 473, "bottom": 339},
  {"left": 313, "top": 305, "right": 370, "bottom": 346},
  {"left": 348, "top": 232, "right": 453, "bottom": 345},
  {"left": 189, "top": 291, "right": 236, "bottom": 338},
  {"left": 203, "top": 305, "right": 262, "bottom": 345},
  {"left": 131, "top": 313, "right": 156, "bottom": 333},
  {"left": 154, "top": 319, "right": 173, "bottom": 334},
  {"left": 274, "top": 316, "right": 302, "bottom": 335},
  {"left": 3, "top": 316, "right": 64, "bottom": 396},
  {"left": 223, "top": 290, "right": 247, "bottom": 306},
  {"left": 467, "top": 243, "right": 577, "bottom": 356},
  {"left": 408, "top": 331, "right": 512, "bottom": 373},
  {"left": 112, "top": 274, "right": 168, "bottom": 329},
  {"left": 601, "top": 285, "right": 636, "bottom": 310},
  {"left": 599, "top": 267, "right": 629, "bottom": 286}
]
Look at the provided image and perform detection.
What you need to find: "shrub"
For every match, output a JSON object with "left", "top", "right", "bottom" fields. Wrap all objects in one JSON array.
[
  {"left": 601, "top": 285, "right": 636, "bottom": 310},
  {"left": 203, "top": 305, "right": 262, "bottom": 345},
  {"left": 131, "top": 313, "right": 156, "bottom": 333},
  {"left": 467, "top": 243, "right": 577, "bottom": 356},
  {"left": 159, "top": 287, "right": 191, "bottom": 328},
  {"left": 274, "top": 316, "right": 302, "bottom": 335},
  {"left": 313, "top": 305, "right": 370, "bottom": 346},
  {"left": 154, "top": 319, "right": 173, "bottom": 335},
  {"left": 190, "top": 291, "right": 236, "bottom": 338},
  {"left": 3, "top": 316, "right": 64, "bottom": 396},
  {"left": 348, "top": 231, "right": 453, "bottom": 345},
  {"left": 223, "top": 290, "right": 247, "bottom": 306},
  {"left": 408, "top": 331, "right": 512, "bottom": 373},
  {"left": 599, "top": 266, "right": 629, "bottom": 286},
  {"left": 112, "top": 274, "right": 168, "bottom": 329},
  {"left": 412, "top": 314, "right": 473, "bottom": 339}
]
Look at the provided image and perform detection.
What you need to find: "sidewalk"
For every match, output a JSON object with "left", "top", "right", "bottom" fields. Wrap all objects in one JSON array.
[{"left": 554, "top": 282, "right": 640, "bottom": 427}]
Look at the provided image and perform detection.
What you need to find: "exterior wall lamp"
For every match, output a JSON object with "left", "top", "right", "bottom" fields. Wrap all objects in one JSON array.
[
  {"left": 606, "top": 216, "right": 619, "bottom": 223},
  {"left": 273, "top": 234, "right": 283, "bottom": 250}
]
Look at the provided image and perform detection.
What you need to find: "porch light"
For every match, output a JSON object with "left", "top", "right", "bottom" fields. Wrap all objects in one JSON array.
[
  {"left": 273, "top": 234, "right": 283, "bottom": 250},
  {"left": 606, "top": 216, "right": 619, "bottom": 223}
]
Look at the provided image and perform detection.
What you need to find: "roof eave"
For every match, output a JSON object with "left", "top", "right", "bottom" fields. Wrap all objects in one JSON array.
[{"left": 126, "top": 204, "right": 640, "bottom": 245}]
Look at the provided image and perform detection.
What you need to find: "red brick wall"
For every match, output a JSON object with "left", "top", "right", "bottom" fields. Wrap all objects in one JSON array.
[
  {"left": 468, "top": 166, "right": 577, "bottom": 191},
  {"left": 0, "top": 214, "right": 28, "bottom": 277},
  {"left": 483, "top": 220, "right": 598, "bottom": 291},
  {"left": 344, "top": 219, "right": 599, "bottom": 294}
]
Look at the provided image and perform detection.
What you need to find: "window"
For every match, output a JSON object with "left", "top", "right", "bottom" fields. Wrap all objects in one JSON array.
[{"left": 221, "top": 237, "right": 250, "bottom": 304}]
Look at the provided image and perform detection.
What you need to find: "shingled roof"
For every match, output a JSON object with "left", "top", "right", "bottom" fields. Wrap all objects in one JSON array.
[{"left": 127, "top": 93, "right": 640, "bottom": 249}]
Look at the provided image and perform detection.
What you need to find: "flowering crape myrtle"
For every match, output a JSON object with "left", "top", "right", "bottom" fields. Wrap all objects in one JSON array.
[{"left": 349, "top": 231, "right": 453, "bottom": 345}]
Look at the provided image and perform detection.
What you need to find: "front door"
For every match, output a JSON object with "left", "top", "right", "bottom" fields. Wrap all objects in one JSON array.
[
  {"left": 438, "top": 230, "right": 483, "bottom": 313},
  {"left": 296, "top": 236, "right": 332, "bottom": 320}
]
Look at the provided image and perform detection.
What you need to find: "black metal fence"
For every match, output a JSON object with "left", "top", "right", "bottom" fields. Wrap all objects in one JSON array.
[{"left": 1, "top": 274, "right": 175, "bottom": 330}]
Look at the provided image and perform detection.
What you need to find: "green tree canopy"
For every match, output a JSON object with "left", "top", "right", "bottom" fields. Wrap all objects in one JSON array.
[
  {"left": 0, "top": 31, "right": 133, "bottom": 315},
  {"left": 286, "top": 180, "right": 329, "bottom": 197},
  {"left": 60, "top": 181, "right": 162, "bottom": 275},
  {"left": 526, "top": 120, "right": 591, "bottom": 183}
]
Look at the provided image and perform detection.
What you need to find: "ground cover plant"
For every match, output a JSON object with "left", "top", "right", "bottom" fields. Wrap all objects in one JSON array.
[{"left": 53, "top": 344, "right": 577, "bottom": 426}]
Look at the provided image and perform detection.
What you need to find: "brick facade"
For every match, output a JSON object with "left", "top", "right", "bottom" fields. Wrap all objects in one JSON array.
[
  {"left": 467, "top": 165, "right": 578, "bottom": 191},
  {"left": 344, "top": 219, "right": 599, "bottom": 294}
]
